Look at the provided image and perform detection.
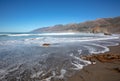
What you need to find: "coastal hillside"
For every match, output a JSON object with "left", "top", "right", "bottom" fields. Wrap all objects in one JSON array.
[{"left": 32, "top": 16, "right": 120, "bottom": 33}]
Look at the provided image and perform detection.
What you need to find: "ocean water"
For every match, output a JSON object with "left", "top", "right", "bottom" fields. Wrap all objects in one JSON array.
[{"left": 0, "top": 32, "right": 120, "bottom": 81}]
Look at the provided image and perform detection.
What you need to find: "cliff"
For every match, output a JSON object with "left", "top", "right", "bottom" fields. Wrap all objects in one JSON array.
[{"left": 32, "top": 16, "right": 120, "bottom": 33}]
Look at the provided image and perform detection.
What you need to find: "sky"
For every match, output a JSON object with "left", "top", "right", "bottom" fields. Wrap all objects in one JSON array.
[{"left": 0, "top": 0, "right": 120, "bottom": 32}]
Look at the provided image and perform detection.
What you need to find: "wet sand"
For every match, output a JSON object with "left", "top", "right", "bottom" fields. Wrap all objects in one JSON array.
[{"left": 68, "top": 45, "right": 120, "bottom": 81}]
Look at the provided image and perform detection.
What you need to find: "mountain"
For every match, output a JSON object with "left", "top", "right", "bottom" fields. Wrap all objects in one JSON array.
[{"left": 32, "top": 16, "right": 120, "bottom": 33}]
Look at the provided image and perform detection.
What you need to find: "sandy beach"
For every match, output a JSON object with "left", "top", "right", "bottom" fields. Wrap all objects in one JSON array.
[{"left": 68, "top": 45, "right": 120, "bottom": 81}]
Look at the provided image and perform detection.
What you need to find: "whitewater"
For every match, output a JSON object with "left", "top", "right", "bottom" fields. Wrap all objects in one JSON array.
[{"left": 0, "top": 32, "right": 120, "bottom": 81}]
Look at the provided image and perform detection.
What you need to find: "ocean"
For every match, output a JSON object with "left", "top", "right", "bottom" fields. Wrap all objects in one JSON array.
[{"left": 0, "top": 32, "right": 120, "bottom": 81}]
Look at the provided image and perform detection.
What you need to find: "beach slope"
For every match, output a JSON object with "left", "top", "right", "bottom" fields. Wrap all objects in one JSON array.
[{"left": 68, "top": 45, "right": 120, "bottom": 81}]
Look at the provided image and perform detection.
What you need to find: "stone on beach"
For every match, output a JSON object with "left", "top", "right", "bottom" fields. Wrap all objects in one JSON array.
[
  {"left": 42, "top": 43, "right": 51, "bottom": 47},
  {"left": 82, "top": 53, "right": 120, "bottom": 63},
  {"left": 104, "top": 32, "right": 112, "bottom": 35}
]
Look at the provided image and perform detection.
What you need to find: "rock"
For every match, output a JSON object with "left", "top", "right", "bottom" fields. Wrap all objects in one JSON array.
[
  {"left": 92, "top": 61, "right": 96, "bottom": 64},
  {"left": 91, "top": 26, "right": 101, "bottom": 33},
  {"left": 42, "top": 43, "right": 51, "bottom": 47},
  {"left": 81, "top": 54, "right": 120, "bottom": 63},
  {"left": 114, "top": 67, "right": 120, "bottom": 73},
  {"left": 104, "top": 32, "right": 112, "bottom": 35}
]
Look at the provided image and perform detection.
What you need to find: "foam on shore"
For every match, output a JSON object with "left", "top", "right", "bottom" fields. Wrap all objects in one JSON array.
[{"left": 0, "top": 33, "right": 120, "bottom": 81}]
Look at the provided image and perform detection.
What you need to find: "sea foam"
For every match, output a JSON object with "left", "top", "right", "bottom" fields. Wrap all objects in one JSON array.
[{"left": 0, "top": 33, "right": 120, "bottom": 81}]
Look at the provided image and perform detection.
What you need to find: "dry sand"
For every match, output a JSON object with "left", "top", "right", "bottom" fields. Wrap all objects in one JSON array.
[{"left": 68, "top": 45, "right": 120, "bottom": 81}]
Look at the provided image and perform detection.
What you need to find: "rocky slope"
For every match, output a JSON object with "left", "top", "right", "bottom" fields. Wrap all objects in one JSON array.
[{"left": 32, "top": 16, "right": 120, "bottom": 33}]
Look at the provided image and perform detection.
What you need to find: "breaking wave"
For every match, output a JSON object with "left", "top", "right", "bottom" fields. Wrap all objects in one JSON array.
[{"left": 0, "top": 33, "right": 120, "bottom": 81}]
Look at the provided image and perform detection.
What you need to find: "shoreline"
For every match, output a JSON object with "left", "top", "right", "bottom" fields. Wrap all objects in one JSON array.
[{"left": 68, "top": 45, "right": 120, "bottom": 81}]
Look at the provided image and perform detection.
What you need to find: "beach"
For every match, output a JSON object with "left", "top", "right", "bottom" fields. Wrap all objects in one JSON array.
[
  {"left": 68, "top": 45, "right": 120, "bottom": 81},
  {"left": 0, "top": 33, "right": 120, "bottom": 81}
]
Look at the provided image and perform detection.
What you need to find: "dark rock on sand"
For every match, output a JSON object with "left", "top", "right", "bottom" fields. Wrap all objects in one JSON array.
[{"left": 42, "top": 43, "right": 51, "bottom": 47}]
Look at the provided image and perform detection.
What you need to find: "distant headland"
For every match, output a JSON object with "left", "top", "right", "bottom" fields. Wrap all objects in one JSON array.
[{"left": 32, "top": 16, "right": 120, "bottom": 34}]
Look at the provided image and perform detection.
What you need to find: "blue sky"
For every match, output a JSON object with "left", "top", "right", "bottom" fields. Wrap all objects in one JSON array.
[{"left": 0, "top": 0, "right": 120, "bottom": 32}]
